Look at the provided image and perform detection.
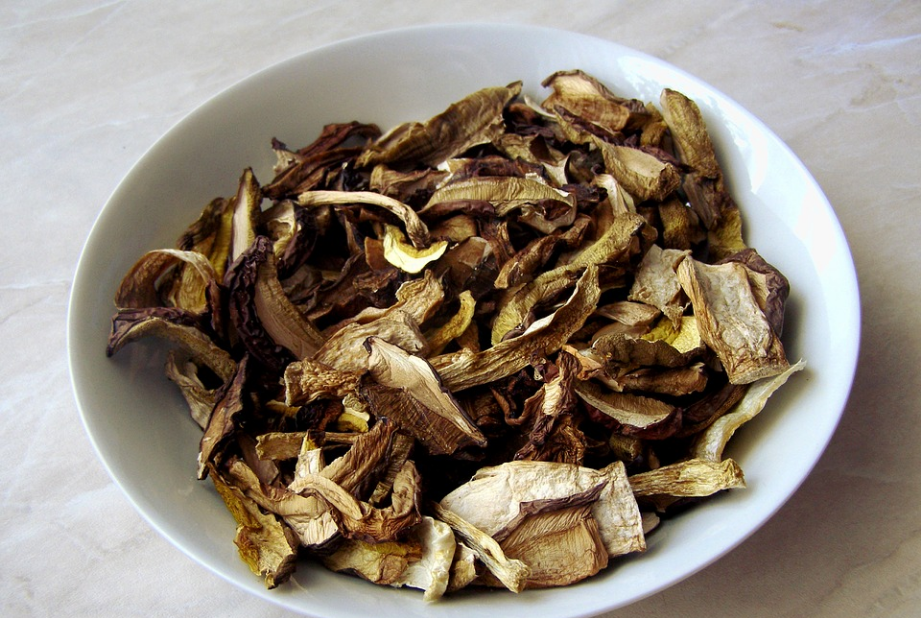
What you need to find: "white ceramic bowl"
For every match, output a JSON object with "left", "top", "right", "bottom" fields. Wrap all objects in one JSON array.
[{"left": 68, "top": 24, "right": 860, "bottom": 618}]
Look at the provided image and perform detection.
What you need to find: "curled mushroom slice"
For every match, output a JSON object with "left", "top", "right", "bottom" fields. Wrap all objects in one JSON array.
[
  {"left": 628, "top": 458, "right": 746, "bottom": 501},
  {"left": 297, "top": 190, "right": 431, "bottom": 248},
  {"left": 628, "top": 244, "right": 690, "bottom": 326},
  {"left": 542, "top": 69, "right": 649, "bottom": 136},
  {"left": 210, "top": 467, "right": 298, "bottom": 589},
  {"left": 381, "top": 224, "right": 448, "bottom": 274},
  {"left": 677, "top": 256, "right": 789, "bottom": 384},
  {"left": 114, "top": 248, "right": 217, "bottom": 314},
  {"left": 440, "top": 460, "right": 644, "bottom": 561},
  {"left": 229, "top": 168, "right": 262, "bottom": 263},
  {"left": 314, "top": 309, "right": 428, "bottom": 374},
  {"left": 432, "top": 265, "right": 600, "bottom": 392},
  {"left": 428, "top": 501, "right": 531, "bottom": 594},
  {"left": 164, "top": 351, "right": 216, "bottom": 430},
  {"left": 575, "top": 380, "right": 681, "bottom": 440},
  {"left": 593, "top": 139, "right": 681, "bottom": 202},
  {"left": 691, "top": 359, "right": 805, "bottom": 461},
  {"left": 283, "top": 359, "right": 361, "bottom": 407},
  {"left": 425, "top": 290, "right": 476, "bottom": 355},
  {"left": 107, "top": 307, "right": 236, "bottom": 382},
  {"left": 198, "top": 355, "right": 250, "bottom": 478},
  {"left": 659, "top": 89, "right": 722, "bottom": 180},
  {"left": 357, "top": 82, "right": 522, "bottom": 169},
  {"left": 363, "top": 337, "right": 487, "bottom": 456},
  {"left": 322, "top": 515, "right": 455, "bottom": 602}
]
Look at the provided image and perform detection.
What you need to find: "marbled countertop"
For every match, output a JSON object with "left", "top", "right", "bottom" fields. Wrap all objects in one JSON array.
[{"left": 3, "top": 1, "right": 919, "bottom": 616}]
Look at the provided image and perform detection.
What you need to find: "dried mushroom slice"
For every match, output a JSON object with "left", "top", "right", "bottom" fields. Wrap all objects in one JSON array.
[
  {"left": 114, "top": 248, "right": 217, "bottom": 314},
  {"left": 541, "top": 69, "right": 648, "bottom": 136},
  {"left": 323, "top": 515, "right": 455, "bottom": 602},
  {"left": 628, "top": 244, "right": 690, "bottom": 326},
  {"left": 283, "top": 359, "right": 361, "bottom": 406},
  {"left": 593, "top": 139, "right": 681, "bottom": 202},
  {"left": 381, "top": 224, "right": 448, "bottom": 274},
  {"left": 574, "top": 380, "right": 681, "bottom": 439},
  {"left": 297, "top": 190, "right": 431, "bottom": 248},
  {"left": 691, "top": 359, "right": 805, "bottom": 461},
  {"left": 629, "top": 458, "right": 746, "bottom": 500},
  {"left": 210, "top": 467, "right": 298, "bottom": 589},
  {"left": 357, "top": 82, "right": 522, "bottom": 169},
  {"left": 677, "top": 256, "right": 789, "bottom": 384}
]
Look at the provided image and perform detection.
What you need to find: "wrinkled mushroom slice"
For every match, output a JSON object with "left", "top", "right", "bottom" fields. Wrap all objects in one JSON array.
[
  {"left": 426, "top": 290, "right": 476, "bottom": 355},
  {"left": 283, "top": 358, "right": 361, "bottom": 406},
  {"left": 423, "top": 176, "right": 577, "bottom": 229},
  {"left": 593, "top": 301, "right": 661, "bottom": 339},
  {"left": 432, "top": 265, "right": 601, "bottom": 392},
  {"left": 485, "top": 487, "right": 609, "bottom": 589},
  {"left": 559, "top": 211, "right": 647, "bottom": 270},
  {"left": 323, "top": 515, "right": 455, "bottom": 602},
  {"left": 629, "top": 457, "right": 746, "bottom": 498},
  {"left": 297, "top": 190, "right": 431, "bottom": 249},
  {"left": 593, "top": 139, "right": 681, "bottom": 203},
  {"left": 446, "top": 542, "right": 479, "bottom": 593},
  {"left": 198, "top": 355, "right": 250, "bottom": 479},
  {"left": 607, "top": 363, "right": 709, "bottom": 397},
  {"left": 364, "top": 337, "right": 487, "bottom": 455},
  {"left": 691, "top": 359, "right": 805, "bottom": 461},
  {"left": 658, "top": 197, "right": 706, "bottom": 251},
  {"left": 226, "top": 457, "right": 340, "bottom": 550},
  {"left": 628, "top": 244, "right": 690, "bottom": 326},
  {"left": 253, "top": 241, "right": 326, "bottom": 360},
  {"left": 314, "top": 309, "right": 428, "bottom": 373},
  {"left": 294, "top": 460, "right": 423, "bottom": 544},
  {"left": 229, "top": 168, "right": 262, "bottom": 263},
  {"left": 429, "top": 501, "right": 531, "bottom": 594},
  {"left": 591, "top": 331, "right": 702, "bottom": 374},
  {"left": 718, "top": 248, "right": 790, "bottom": 337},
  {"left": 210, "top": 467, "right": 298, "bottom": 589},
  {"left": 491, "top": 265, "right": 583, "bottom": 345},
  {"left": 659, "top": 88, "right": 722, "bottom": 179},
  {"left": 439, "top": 460, "right": 644, "bottom": 559},
  {"left": 677, "top": 257, "right": 789, "bottom": 384},
  {"left": 164, "top": 350, "right": 216, "bottom": 429},
  {"left": 114, "top": 248, "right": 218, "bottom": 314},
  {"left": 541, "top": 69, "right": 649, "bottom": 136},
  {"left": 381, "top": 223, "right": 448, "bottom": 274},
  {"left": 106, "top": 308, "right": 236, "bottom": 382},
  {"left": 494, "top": 215, "right": 591, "bottom": 290},
  {"left": 369, "top": 164, "right": 450, "bottom": 202},
  {"left": 357, "top": 81, "right": 522, "bottom": 169},
  {"left": 575, "top": 380, "right": 681, "bottom": 439}
]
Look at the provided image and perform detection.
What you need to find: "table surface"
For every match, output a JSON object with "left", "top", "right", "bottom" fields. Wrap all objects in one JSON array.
[{"left": 3, "top": 2, "right": 919, "bottom": 616}]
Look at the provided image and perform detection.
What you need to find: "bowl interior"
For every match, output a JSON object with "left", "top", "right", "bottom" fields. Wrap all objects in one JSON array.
[{"left": 68, "top": 23, "right": 860, "bottom": 618}]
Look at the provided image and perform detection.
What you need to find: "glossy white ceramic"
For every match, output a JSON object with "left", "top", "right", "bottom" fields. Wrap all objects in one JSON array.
[{"left": 68, "top": 23, "right": 860, "bottom": 618}]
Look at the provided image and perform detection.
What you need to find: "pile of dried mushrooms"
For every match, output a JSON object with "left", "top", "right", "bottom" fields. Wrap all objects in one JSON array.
[{"left": 107, "top": 70, "right": 804, "bottom": 600}]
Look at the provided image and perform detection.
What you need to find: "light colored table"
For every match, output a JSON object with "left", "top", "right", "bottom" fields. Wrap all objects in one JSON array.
[{"left": 3, "top": 2, "right": 919, "bottom": 616}]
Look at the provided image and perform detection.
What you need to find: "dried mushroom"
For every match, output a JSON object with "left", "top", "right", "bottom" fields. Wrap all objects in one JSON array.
[{"left": 107, "top": 70, "right": 803, "bottom": 598}]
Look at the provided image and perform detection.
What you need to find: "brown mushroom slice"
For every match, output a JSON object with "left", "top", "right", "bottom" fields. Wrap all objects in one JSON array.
[
  {"left": 363, "top": 337, "right": 487, "bottom": 455},
  {"left": 229, "top": 168, "right": 262, "bottom": 263},
  {"left": 197, "top": 355, "right": 250, "bottom": 478},
  {"left": 691, "top": 359, "right": 805, "bottom": 461},
  {"left": 114, "top": 248, "right": 217, "bottom": 314},
  {"left": 176, "top": 196, "right": 232, "bottom": 276},
  {"left": 592, "top": 139, "right": 681, "bottom": 203},
  {"left": 591, "top": 331, "right": 702, "bottom": 374},
  {"left": 314, "top": 309, "right": 428, "bottom": 373},
  {"left": 357, "top": 82, "right": 522, "bottom": 169},
  {"left": 677, "top": 256, "right": 789, "bottom": 384},
  {"left": 423, "top": 176, "right": 577, "bottom": 232},
  {"left": 428, "top": 501, "right": 531, "bottom": 594},
  {"left": 659, "top": 88, "right": 722, "bottom": 180},
  {"left": 629, "top": 458, "right": 747, "bottom": 500},
  {"left": 559, "top": 211, "right": 647, "bottom": 270},
  {"left": 485, "top": 485, "right": 609, "bottom": 589},
  {"left": 541, "top": 69, "right": 649, "bottom": 136},
  {"left": 164, "top": 351, "right": 215, "bottom": 429},
  {"left": 107, "top": 308, "right": 236, "bottom": 383},
  {"left": 369, "top": 165, "right": 449, "bottom": 202},
  {"left": 426, "top": 290, "right": 476, "bottom": 355},
  {"left": 381, "top": 223, "right": 448, "bottom": 274},
  {"left": 226, "top": 457, "right": 340, "bottom": 550},
  {"left": 297, "top": 190, "right": 431, "bottom": 249},
  {"left": 293, "top": 460, "right": 423, "bottom": 543},
  {"left": 606, "top": 363, "right": 709, "bottom": 397},
  {"left": 322, "top": 515, "right": 455, "bottom": 602},
  {"left": 658, "top": 197, "right": 706, "bottom": 251},
  {"left": 718, "top": 248, "right": 791, "bottom": 337},
  {"left": 252, "top": 240, "right": 326, "bottom": 360},
  {"left": 431, "top": 265, "right": 600, "bottom": 392},
  {"left": 574, "top": 380, "right": 681, "bottom": 439},
  {"left": 283, "top": 359, "right": 361, "bottom": 406},
  {"left": 210, "top": 467, "right": 298, "bottom": 589},
  {"left": 439, "top": 460, "right": 644, "bottom": 560},
  {"left": 446, "top": 542, "right": 479, "bottom": 593},
  {"left": 491, "top": 265, "right": 583, "bottom": 345},
  {"left": 628, "top": 244, "right": 690, "bottom": 326},
  {"left": 494, "top": 214, "right": 591, "bottom": 289}
]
